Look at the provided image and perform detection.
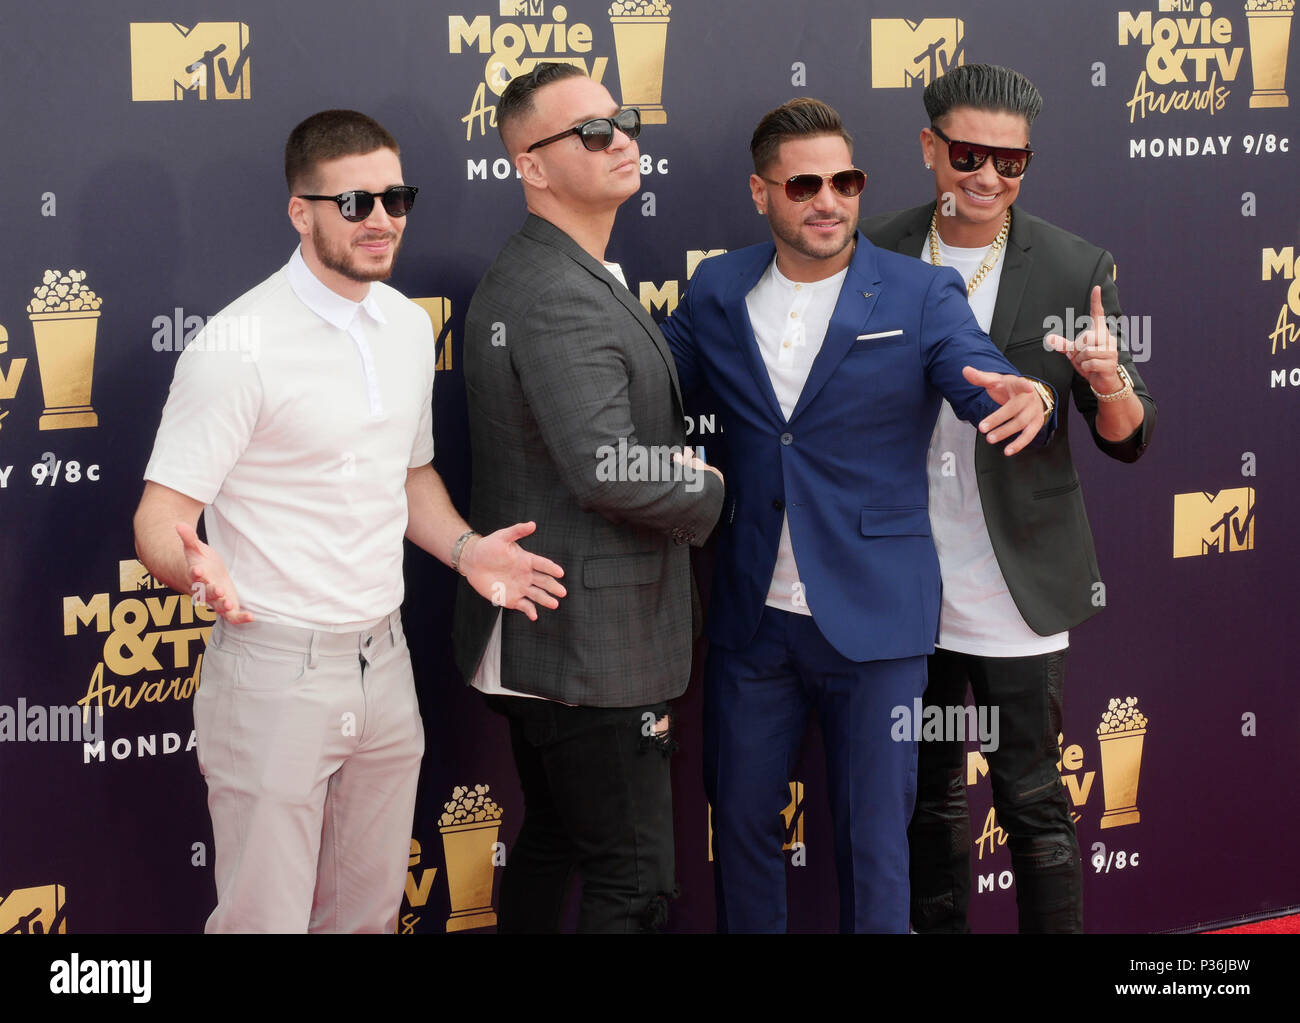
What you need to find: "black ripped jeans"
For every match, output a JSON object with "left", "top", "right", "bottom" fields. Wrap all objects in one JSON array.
[
  {"left": 483, "top": 694, "right": 678, "bottom": 933},
  {"left": 908, "top": 648, "right": 1083, "bottom": 933}
]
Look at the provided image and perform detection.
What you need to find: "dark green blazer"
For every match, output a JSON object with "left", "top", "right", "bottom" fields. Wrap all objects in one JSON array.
[{"left": 862, "top": 203, "right": 1156, "bottom": 636}]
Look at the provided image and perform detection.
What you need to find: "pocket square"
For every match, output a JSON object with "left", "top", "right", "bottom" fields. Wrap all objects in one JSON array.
[{"left": 856, "top": 329, "right": 905, "bottom": 341}]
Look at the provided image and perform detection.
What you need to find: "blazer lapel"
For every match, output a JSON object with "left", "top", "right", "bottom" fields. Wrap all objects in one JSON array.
[
  {"left": 789, "top": 235, "right": 882, "bottom": 423},
  {"left": 722, "top": 245, "right": 787, "bottom": 425},
  {"left": 896, "top": 204, "right": 931, "bottom": 260},
  {"left": 519, "top": 214, "right": 686, "bottom": 406},
  {"left": 988, "top": 208, "right": 1033, "bottom": 351},
  {"left": 895, "top": 201, "right": 1034, "bottom": 352},
  {"left": 608, "top": 270, "right": 687, "bottom": 407}
]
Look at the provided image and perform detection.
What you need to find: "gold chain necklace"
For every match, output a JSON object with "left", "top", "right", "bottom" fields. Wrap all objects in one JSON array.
[{"left": 928, "top": 208, "right": 1010, "bottom": 296}]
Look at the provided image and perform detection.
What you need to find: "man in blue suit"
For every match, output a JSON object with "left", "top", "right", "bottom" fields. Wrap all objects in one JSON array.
[{"left": 660, "top": 97, "right": 1056, "bottom": 932}]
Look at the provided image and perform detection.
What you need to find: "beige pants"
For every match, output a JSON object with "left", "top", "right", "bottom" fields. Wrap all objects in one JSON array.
[{"left": 194, "top": 610, "right": 424, "bottom": 933}]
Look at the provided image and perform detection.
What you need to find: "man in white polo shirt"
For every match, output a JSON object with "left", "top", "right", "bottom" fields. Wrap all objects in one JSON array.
[{"left": 133, "top": 109, "right": 566, "bottom": 933}]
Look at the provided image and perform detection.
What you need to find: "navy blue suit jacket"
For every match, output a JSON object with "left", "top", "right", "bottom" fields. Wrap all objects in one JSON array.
[{"left": 660, "top": 233, "right": 1055, "bottom": 663}]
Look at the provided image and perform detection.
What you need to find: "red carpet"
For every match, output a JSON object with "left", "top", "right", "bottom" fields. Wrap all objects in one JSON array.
[{"left": 1207, "top": 913, "right": 1300, "bottom": 934}]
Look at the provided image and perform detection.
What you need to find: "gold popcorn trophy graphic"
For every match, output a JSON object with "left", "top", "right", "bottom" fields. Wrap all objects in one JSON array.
[
  {"left": 439, "top": 784, "right": 503, "bottom": 932},
  {"left": 27, "top": 269, "right": 102, "bottom": 430},
  {"left": 1245, "top": 0, "right": 1294, "bottom": 108},
  {"left": 1097, "top": 697, "right": 1148, "bottom": 829},
  {"left": 609, "top": 1, "right": 672, "bottom": 124}
]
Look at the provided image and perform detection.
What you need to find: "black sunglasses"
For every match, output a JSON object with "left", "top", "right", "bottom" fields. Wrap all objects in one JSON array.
[
  {"left": 760, "top": 168, "right": 866, "bottom": 203},
  {"left": 297, "top": 185, "right": 419, "bottom": 222},
  {"left": 930, "top": 125, "right": 1034, "bottom": 178},
  {"left": 527, "top": 108, "right": 641, "bottom": 153}
]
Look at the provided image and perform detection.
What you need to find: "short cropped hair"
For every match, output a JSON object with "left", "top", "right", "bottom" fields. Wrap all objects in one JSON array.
[
  {"left": 750, "top": 97, "right": 853, "bottom": 174},
  {"left": 923, "top": 64, "right": 1043, "bottom": 129},
  {"left": 498, "top": 62, "right": 586, "bottom": 151},
  {"left": 284, "top": 110, "right": 399, "bottom": 193}
]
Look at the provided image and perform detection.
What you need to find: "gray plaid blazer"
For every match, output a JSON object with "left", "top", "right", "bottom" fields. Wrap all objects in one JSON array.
[{"left": 452, "top": 214, "right": 724, "bottom": 706}]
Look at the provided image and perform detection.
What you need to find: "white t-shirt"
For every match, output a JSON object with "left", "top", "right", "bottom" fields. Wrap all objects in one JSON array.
[
  {"left": 924, "top": 234, "right": 1068, "bottom": 656},
  {"left": 144, "top": 247, "right": 436, "bottom": 630},
  {"left": 743, "top": 257, "right": 847, "bottom": 616}
]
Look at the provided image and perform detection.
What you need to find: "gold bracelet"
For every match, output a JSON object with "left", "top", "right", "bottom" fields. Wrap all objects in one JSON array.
[
  {"left": 1030, "top": 380, "right": 1055, "bottom": 420},
  {"left": 1091, "top": 365, "right": 1134, "bottom": 404}
]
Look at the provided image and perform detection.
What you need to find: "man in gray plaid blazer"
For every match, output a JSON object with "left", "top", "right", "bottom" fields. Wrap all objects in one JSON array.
[{"left": 452, "top": 63, "right": 724, "bottom": 932}]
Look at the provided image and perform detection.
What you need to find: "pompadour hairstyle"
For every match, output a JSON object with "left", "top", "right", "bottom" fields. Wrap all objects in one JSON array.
[
  {"left": 923, "top": 64, "right": 1043, "bottom": 128},
  {"left": 284, "top": 110, "right": 399, "bottom": 193},
  {"left": 497, "top": 62, "right": 587, "bottom": 150},
  {"left": 750, "top": 97, "right": 853, "bottom": 174}
]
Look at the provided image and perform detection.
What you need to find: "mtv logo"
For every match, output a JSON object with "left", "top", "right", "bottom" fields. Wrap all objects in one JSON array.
[
  {"left": 1159, "top": 0, "right": 1195, "bottom": 11},
  {"left": 686, "top": 249, "right": 727, "bottom": 280},
  {"left": 0, "top": 884, "right": 67, "bottom": 934},
  {"left": 119, "top": 558, "right": 164, "bottom": 592},
  {"left": 499, "top": 1, "right": 542, "bottom": 15},
  {"left": 130, "top": 22, "right": 251, "bottom": 101},
  {"left": 411, "top": 297, "right": 455, "bottom": 372},
  {"left": 870, "top": 18, "right": 965, "bottom": 89},
  {"left": 1173, "top": 487, "right": 1256, "bottom": 558},
  {"left": 708, "top": 781, "right": 804, "bottom": 860},
  {"left": 781, "top": 780, "right": 805, "bottom": 850}
]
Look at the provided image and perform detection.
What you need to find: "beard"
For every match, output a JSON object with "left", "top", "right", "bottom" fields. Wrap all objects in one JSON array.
[
  {"left": 767, "top": 208, "right": 857, "bottom": 264},
  {"left": 311, "top": 222, "right": 403, "bottom": 284}
]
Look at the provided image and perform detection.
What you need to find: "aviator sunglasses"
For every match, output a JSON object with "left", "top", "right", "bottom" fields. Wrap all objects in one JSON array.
[
  {"left": 527, "top": 108, "right": 642, "bottom": 153},
  {"left": 296, "top": 185, "right": 419, "bottom": 222},
  {"left": 930, "top": 125, "right": 1034, "bottom": 178},
  {"left": 760, "top": 168, "right": 867, "bottom": 203}
]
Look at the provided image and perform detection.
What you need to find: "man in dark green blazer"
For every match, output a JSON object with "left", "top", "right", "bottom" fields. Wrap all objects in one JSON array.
[{"left": 863, "top": 64, "right": 1156, "bottom": 933}]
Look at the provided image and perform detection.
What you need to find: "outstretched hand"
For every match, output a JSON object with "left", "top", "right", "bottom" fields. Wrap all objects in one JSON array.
[
  {"left": 460, "top": 521, "right": 566, "bottom": 622},
  {"left": 1045, "top": 285, "right": 1122, "bottom": 394},
  {"left": 176, "top": 522, "right": 254, "bottom": 624},
  {"left": 962, "top": 366, "right": 1050, "bottom": 457}
]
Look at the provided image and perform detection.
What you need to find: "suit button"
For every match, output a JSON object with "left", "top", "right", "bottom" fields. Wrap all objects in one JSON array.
[
  {"left": 772, "top": 499, "right": 784, "bottom": 511},
  {"left": 780, "top": 432, "right": 793, "bottom": 446}
]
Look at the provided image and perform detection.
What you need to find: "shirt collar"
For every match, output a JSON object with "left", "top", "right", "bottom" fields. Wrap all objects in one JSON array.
[
  {"left": 768, "top": 255, "right": 848, "bottom": 292},
  {"left": 287, "top": 246, "right": 387, "bottom": 330}
]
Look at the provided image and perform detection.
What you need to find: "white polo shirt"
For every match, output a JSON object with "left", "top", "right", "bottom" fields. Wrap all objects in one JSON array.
[{"left": 144, "top": 247, "right": 436, "bottom": 630}]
